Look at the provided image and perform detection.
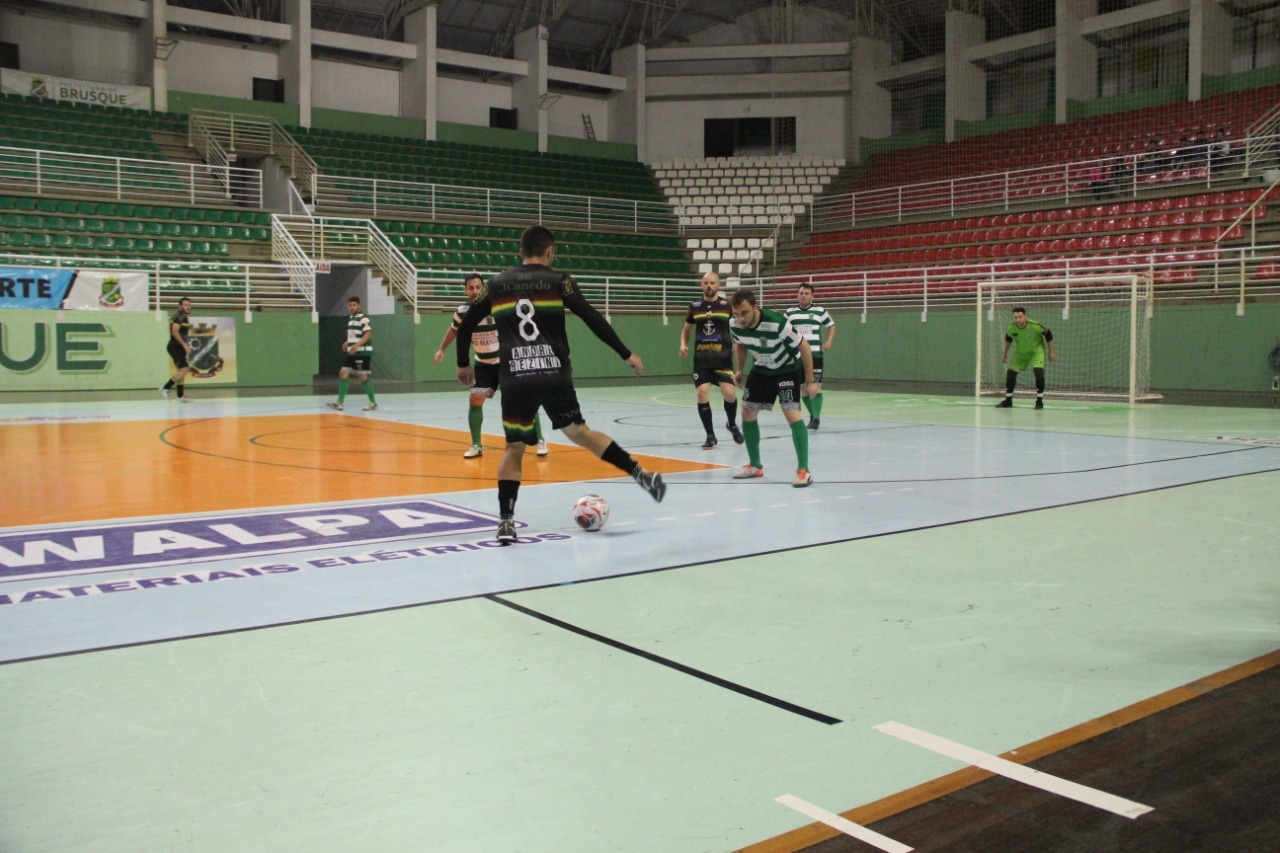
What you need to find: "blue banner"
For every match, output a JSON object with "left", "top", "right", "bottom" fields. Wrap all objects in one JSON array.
[{"left": 0, "top": 268, "right": 76, "bottom": 310}]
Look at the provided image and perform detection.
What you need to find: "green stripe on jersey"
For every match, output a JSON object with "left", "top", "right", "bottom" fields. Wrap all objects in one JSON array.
[
  {"left": 784, "top": 306, "right": 833, "bottom": 355},
  {"left": 347, "top": 313, "right": 373, "bottom": 354},
  {"left": 731, "top": 307, "right": 804, "bottom": 374}
]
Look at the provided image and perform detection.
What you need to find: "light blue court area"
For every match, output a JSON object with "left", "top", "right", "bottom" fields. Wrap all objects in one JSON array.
[{"left": 2, "top": 388, "right": 1279, "bottom": 852}]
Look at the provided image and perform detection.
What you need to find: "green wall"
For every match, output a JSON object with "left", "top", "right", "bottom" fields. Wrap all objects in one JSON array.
[
  {"left": 1203, "top": 65, "right": 1280, "bottom": 97},
  {"left": 0, "top": 310, "right": 318, "bottom": 390},
  {"left": 6, "top": 302, "right": 1278, "bottom": 395},
  {"left": 1066, "top": 84, "right": 1187, "bottom": 122},
  {"left": 169, "top": 91, "right": 300, "bottom": 125}
]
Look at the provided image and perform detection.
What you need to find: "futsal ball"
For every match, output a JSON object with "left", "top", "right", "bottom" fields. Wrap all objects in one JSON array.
[{"left": 572, "top": 494, "right": 610, "bottom": 532}]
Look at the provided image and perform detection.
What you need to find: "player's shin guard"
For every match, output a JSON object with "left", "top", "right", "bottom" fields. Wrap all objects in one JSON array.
[
  {"left": 697, "top": 402, "right": 713, "bottom": 435},
  {"left": 1033, "top": 367, "right": 1046, "bottom": 395},
  {"left": 337, "top": 377, "right": 350, "bottom": 403},
  {"left": 743, "top": 419, "right": 762, "bottom": 468},
  {"left": 468, "top": 406, "right": 483, "bottom": 444},
  {"left": 498, "top": 479, "right": 519, "bottom": 519},
  {"left": 790, "top": 419, "right": 809, "bottom": 470}
]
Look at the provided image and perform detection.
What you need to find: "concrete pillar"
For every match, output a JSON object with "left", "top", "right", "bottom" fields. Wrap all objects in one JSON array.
[
  {"left": 1055, "top": 0, "right": 1097, "bottom": 125},
  {"left": 609, "top": 43, "right": 644, "bottom": 160},
  {"left": 513, "top": 26, "right": 548, "bottom": 153},
  {"left": 283, "top": 0, "right": 312, "bottom": 126},
  {"left": 144, "top": 0, "right": 170, "bottom": 112},
  {"left": 850, "top": 37, "right": 893, "bottom": 163},
  {"left": 945, "top": 10, "right": 986, "bottom": 143},
  {"left": 402, "top": 5, "right": 438, "bottom": 140},
  {"left": 1188, "top": 0, "right": 1232, "bottom": 101}
]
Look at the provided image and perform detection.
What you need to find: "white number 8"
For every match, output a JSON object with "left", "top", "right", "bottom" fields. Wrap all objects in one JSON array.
[{"left": 516, "top": 299, "right": 539, "bottom": 342}]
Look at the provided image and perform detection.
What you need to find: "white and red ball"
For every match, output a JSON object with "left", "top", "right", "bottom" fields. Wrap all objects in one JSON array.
[{"left": 572, "top": 494, "right": 610, "bottom": 531}]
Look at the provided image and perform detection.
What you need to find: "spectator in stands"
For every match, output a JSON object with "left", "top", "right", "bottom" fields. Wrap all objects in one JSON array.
[
  {"left": 678, "top": 271, "right": 744, "bottom": 449},
  {"left": 995, "top": 306, "right": 1055, "bottom": 410},
  {"left": 1110, "top": 156, "right": 1133, "bottom": 196},
  {"left": 435, "top": 273, "right": 548, "bottom": 458},
  {"left": 161, "top": 297, "right": 194, "bottom": 402},
  {"left": 1088, "top": 164, "right": 1110, "bottom": 200},
  {"left": 1209, "top": 127, "right": 1231, "bottom": 172},
  {"left": 1141, "top": 139, "right": 1162, "bottom": 175}
]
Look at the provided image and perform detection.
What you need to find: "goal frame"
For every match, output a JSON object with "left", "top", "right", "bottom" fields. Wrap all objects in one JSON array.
[{"left": 975, "top": 274, "right": 1158, "bottom": 404}]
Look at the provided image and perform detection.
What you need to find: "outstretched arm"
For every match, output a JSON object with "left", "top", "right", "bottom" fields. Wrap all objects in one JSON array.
[{"left": 434, "top": 327, "right": 458, "bottom": 366}]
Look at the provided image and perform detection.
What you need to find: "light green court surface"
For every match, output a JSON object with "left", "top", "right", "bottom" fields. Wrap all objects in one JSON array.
[{"left": 1, "top": 387, "right": 1277, "bottom": 852}]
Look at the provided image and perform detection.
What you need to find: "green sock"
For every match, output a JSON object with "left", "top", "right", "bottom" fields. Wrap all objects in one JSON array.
[
  {"left": 468, "top": 406, "right": 483, "bottom": 444},
  {"left": 743, "top": 419, "right": 762, "bottom": 468},
  {"left": 813, "top": 392, "right": 824, "bottom": 418},
  {"left": 337, "top": 377, "right": 349, "bottom": 403},
  {"left": 364, "top": 380, "right": 376, "bottom": 404},
  {"left": 790, "top": 419, "right": 809, "bottom": 470},
  {"left": 802, "top": 395, "right": 814, "bottom": 415},
  {"left": 534, "top": 416, "right": 544, "bottom": 441}
]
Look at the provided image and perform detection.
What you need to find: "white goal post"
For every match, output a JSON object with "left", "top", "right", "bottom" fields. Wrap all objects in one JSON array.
[{"left": 975, "top": 274, "right": 1161, "bottom": 404}]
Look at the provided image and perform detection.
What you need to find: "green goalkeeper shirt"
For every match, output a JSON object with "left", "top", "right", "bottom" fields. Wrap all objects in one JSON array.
[{"left": 1004, "top": 318, "right": 1051, "bottom": 358}]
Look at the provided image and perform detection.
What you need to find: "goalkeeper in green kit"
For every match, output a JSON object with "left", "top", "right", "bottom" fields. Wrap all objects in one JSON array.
[{"left": 995, "top": 306, "right": 1055, "bottom": 409}]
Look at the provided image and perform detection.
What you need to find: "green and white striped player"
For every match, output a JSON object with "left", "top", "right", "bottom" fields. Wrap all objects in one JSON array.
[
  {"left": 729, "top": 289, "right": 818, "bottom": 487},
  {"left": 784, "top": 283, "right": 836, "bottom": 430}
]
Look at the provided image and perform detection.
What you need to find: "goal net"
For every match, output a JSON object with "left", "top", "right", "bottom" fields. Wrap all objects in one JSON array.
[{"left": 975, "top": 275, "right": 1160, "bottom": 403}]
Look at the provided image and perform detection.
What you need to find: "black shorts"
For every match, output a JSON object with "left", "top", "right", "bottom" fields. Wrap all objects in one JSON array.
[
  {"left": 812, "top": 356, "right": 824, "bottom": 387},
  {"left": 342, "top": 353, "right": 372, "bottom": 374},
  {"left": 501, "top": 374, "right": 582, "bottom": 445},
  {"left": 167, "top": 340, "right": 189, "bottom": 370},
  {"left": 471, "top": 361, "right": 499, "bottom": 397},
  {"left": 692, "top": 365, "right": 735, "bottom": 388},
  {"left": 743, "top": 369, "right": 804, "bottom": 412}
]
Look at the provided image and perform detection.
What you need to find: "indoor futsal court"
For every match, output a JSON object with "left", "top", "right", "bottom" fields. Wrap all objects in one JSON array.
[{"left": 1, "top": 384, "right": 1278, "bottom": 852}]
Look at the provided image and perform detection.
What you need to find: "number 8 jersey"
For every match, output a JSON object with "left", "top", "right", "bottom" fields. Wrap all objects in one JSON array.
[{"left": 454, "top": 263, "right": 631, "bottom": 382}]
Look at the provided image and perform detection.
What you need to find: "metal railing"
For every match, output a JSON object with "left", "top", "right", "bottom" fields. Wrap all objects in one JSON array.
[
  {"left": 312, "top": 173, "right": 678, "bottom": 234},
  {"left": 273, "top": 214, "right": 418, "bottom": 317},
  {"left": 189, "top": 109, "right": 317, "bottom": 199},
  {"left": 0, "top": 250, "right": 309, "bottom": 317},
  {"left": 1244, "top": 102, "right": 1280, "bottom": 177},
  {"left": 813, "top": 133, "right": 1280, "bottom": 230},
  {"left": 269, "top": 218, "right": 318, "bottom": 317},
  {"left": 0, "top": 144, "right": 263, "bottom": 207}
]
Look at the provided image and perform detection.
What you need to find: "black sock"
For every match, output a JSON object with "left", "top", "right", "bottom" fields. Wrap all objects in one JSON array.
[
  {"left": 176, "top": 384, "right": 185, "bottom": 398},
  {"left": 601, "top": 441, "right": 638, "bottom": 476},
  {"left": 697, "top": 402, "right": 713, "bottom": 435},
  {"left": 163, "top": 379, "right": 175, "bottom": 390},
  {"left": 498, "top": 480, "right": 520, "bottom": 519},
  {"left": 1005, "top": 370, "right": 1018, "bottom": 395},
  {"left": 724, "top": 399, "right": 738, "bottom": 429},
  {"left": 1033, "top": 368, "right": 1046, "bottom": 394}
]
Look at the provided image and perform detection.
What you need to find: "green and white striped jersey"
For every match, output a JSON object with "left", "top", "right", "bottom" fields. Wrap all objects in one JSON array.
[
  {"left": 784, "top": 305, "right": 834, "bottom": 356},
  {"left": 346, "top": 313, "right": 373, "bottom": 354},
  {"left": 730, "top": 307, "right": 805, "bottom": 375}
]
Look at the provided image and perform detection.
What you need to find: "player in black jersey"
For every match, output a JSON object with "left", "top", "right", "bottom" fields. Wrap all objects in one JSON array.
[
  {"left": 455, "top": 226, "right": 666, "bottom": 543},
  {"left": 160, "top": 296, "right": 193, "bottom": 402},
  {"left": 678, "top": 271, "right": 743, "bottom": 449}
]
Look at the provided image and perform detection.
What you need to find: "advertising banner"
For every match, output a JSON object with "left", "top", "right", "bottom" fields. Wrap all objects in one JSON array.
[
  {"left": 1, "top": 268, "right": 148, "bottom": 311},
  {"left": 0, "top": 70, "right": 152, "bottom": 110}
]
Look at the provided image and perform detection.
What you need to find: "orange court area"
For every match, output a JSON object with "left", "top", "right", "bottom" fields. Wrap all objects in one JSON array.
[{"left": 5, "top": 414, "right": 721, "bottom": 526}]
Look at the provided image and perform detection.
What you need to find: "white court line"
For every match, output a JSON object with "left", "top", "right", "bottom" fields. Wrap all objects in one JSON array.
[
  {"left": 775, "top": 795, "right": 913, "bottom": 853},
  {"left": 873, "top": 722, "right": 1153, "bottom": 819}
]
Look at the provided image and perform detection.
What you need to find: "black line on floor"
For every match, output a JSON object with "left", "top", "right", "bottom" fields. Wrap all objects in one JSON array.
[{"left": 486, "top": 594, "right": 843, "bottom": 726}]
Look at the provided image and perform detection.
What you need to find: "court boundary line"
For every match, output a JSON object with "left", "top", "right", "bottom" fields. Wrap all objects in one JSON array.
[
  {"left": 2, "top": 467, "right": 1277, "bottom": 667},
  {"left": 487, "top": 594, "right": 844, "bottom": 725},
  {"left": 736, "top": 649, "right": 1280, "bottom": 853}
]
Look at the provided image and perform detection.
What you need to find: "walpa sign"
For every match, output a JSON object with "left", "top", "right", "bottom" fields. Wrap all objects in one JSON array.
[
  {"left": 0, "top": 70, "right": 151, "bottom": 110},
  {"left": 0, "top": 500, "right": 502, "bottom": 582}
]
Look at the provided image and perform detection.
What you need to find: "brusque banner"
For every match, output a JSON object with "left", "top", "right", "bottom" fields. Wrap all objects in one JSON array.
[
  {"left": 0, "top": 70, "right": 152, "bottom": 110},
  {"left": 1, "top": 267, "right": 148, "bottom": 311}
]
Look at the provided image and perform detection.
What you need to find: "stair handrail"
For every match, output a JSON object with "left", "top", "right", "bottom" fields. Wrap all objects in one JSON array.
[
  {"left": 270, "top": 213, "right": 319, "bottom": 321},
  {"left": 189, "top": 109, "right": 318, "bottom": 200},
  {"left": 1244, "top": 100, "right": 1280, "bottom": 177}
]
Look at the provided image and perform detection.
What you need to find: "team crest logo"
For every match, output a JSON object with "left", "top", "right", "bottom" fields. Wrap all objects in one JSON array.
[
  {"left": 189, "top": 323, "right": 225, "bottom": 378},
  {"left": 98, "top": 276, "right": 124, "bottom": 309},
  {"left": 701, "top": 318, "right": 717, "bottom": 336}
]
